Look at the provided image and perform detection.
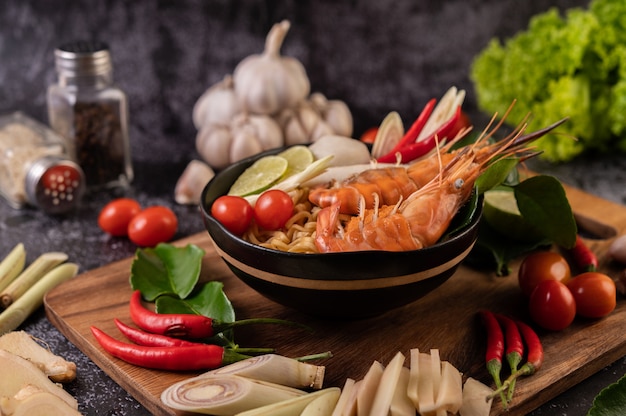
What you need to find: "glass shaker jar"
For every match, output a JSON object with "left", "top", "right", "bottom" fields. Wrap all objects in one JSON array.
[
  {"left": 47, "top": 40, "right": 133, "bottom": 189},
  {"left": 0, "top": 112, "right": 86, "bottom": 214}
]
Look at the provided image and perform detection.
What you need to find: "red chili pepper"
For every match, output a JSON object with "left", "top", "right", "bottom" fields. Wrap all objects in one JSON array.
[
  {"left": 390, "top": 99, "right": 436, "bottom": 152},
  {"left": 495, "top": 314, "right": 523, "bottom": 403},
  {"left": 129, "top": 290, "right": 308, "bottom": 339},
  {"left": 114, "top": 318, "right": 198, "bottom": 347},
  {"left": 515, "top": 320, "right": 544, "bottom": 375},
  {"left": 478, "top": 310, "right": 507, "bottom": 405},
  {"left": 376, "top": 105, "right": 462, "bottom": 164},
  {"left": 569, "top": 234, "right": 598, "bottom": 272},
  {"left": 90, "top": 326, "right": 251, "bottom": 371}
]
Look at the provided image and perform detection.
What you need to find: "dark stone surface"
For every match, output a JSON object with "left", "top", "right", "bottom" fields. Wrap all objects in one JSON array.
[{"left": 2, "top": 0, "right": 625, "bottom": 414}]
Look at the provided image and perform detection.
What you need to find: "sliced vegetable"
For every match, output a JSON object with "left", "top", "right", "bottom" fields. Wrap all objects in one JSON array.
[
  {"left": 0, "top": 330, "right": 76, "bottom": 383},
  {"left": 201, "top": 353, "right": 326, "bottom": 390},
  {"left": 435, "top": 361, "right": 463, "bottom": 414},
  {"left": 458, "top": 377, "right": 494, "bottom": 416},
  {"left": 161, "top": 374, "right": 306, "bottom": 415},
  {"left": 370, "top": 111, "right": 404, "bottom": 159},
  {"left": 389, "top": 367, "right": 414, "bottom": 416},
  {"left": 0, "top": 252, "right": 68, "bottom": 308},
  {"left": 356, "top": 360, "right": 384, "bottom": 416},
  {"left": 0, "top": 263, "right": 78, "bottom": 336},
  {"left": 0, "top": 243, "right": 26, "bottom": 293},
  {"left": 236, "top": 387, "right": 340, "bottom": 416},
  {"left": 369, "top": 351, "right": 405, "bottom": 416},
  {"left": 331, "top": 378, "right": 357, "bottom": 416},
  {"left": 300, "top": 388, "right": 341, "bottom": 416}
]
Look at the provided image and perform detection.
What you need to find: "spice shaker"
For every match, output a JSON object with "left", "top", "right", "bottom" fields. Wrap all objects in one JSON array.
[
  {"left": 0, "top": 112, "right": 86, "bottom": 214},
  {"left": 47, "top": 40, "right": 133, "bottom": 189}
]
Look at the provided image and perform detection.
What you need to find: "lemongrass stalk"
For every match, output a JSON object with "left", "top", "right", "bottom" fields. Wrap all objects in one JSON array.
[
  {"left": 0, "top": 263, "right": 78, "bottom": 336},
  {"left": 237, "top": 387, "right": 341, "bottom": 416},
  {"left": 161, "top": 374, "right": 305, "bottom": 415},
  {"left": 201, "top": 353, "right": 326, "bottom": 389},
  {"left": 0, "top": 243, "right": 26, "bottom": 293},
  {"left": 0, "top": 252, "right": 68, "bottom": 308}
]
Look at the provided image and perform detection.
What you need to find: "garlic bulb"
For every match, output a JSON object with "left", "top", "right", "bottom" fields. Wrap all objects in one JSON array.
[
  {"left": 196, "top": 113, "right": 283, "bottom": 170},
  {"left": 309, "top": 92, "right": 354, "bottom": 138},
  {"left": 276, "top": 100, "right": 334, "bottom": 146},
  {"left": 233, "top": 20, "right": 310, "bottom": 115},
  {"left": 192, "top": 75, "right": 241, "bottom": 129}
]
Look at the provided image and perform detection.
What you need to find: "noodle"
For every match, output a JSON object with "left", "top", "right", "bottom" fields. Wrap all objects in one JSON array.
[{"left": 243, "top": 188, "right": 321, "bottom": 253}]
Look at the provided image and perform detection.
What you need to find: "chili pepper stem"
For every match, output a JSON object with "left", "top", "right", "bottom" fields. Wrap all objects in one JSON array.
[
  {"left": 487, "top": 359, "right": 508, "bottom": 408},
  {"left": 487, "top": 362, "right": 535, "bottom": 400},
  {"left": 293, "top": 351, "right": 333, "bottom": 362},
  {"left": 505, "top": 352, "right": 522, "bottom": 403},
  {"left": 215, "top": 317, "right": 313, "bottom": 333}
]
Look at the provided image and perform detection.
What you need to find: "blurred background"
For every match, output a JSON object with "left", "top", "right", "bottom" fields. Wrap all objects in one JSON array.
[{"left": 0, "top": 0, "right": 590, "bottom": 171}]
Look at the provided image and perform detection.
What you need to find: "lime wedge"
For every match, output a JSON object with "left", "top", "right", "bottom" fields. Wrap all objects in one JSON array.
[
  {"left": 278, "top": 145, "right": 315, "bottom": 177},
  {"left": 228, "top": 156, "right": 289, "bottom": 197},
  {"left": 483, "top": 190, "right": 543, "bottom": 242}
]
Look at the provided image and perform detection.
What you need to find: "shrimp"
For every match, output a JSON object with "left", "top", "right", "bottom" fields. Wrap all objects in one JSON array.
[
  {"left": 313, "top": 117, "right": 569, "bottom": 253},
  {"left": 309, "top": 114, "right": 567, "bottom": 215}
]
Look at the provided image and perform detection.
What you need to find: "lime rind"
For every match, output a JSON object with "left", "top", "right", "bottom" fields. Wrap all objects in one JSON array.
[{"left": 483, "top": 190, "right": 543, "bottom": 242}]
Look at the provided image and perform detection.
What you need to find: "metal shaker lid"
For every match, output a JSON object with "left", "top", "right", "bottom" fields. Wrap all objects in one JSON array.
[{"left": 25, "top": 155, "right": 86, "bottom": 215}]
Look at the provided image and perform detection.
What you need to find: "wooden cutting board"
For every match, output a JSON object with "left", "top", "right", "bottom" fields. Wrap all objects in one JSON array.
[{"left": 45, "top": 183, "right": 626, "bottom": 416}]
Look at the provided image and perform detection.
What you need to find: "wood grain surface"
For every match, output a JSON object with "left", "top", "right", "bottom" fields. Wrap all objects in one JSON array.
[{"left": 44, "top": 183, "right": 626, "bottom": 416}]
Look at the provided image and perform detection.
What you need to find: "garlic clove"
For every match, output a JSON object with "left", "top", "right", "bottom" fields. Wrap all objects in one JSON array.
[
  {"left": 192, "top": 75, "right": 241, "bottom": 129},
  {"left": 174, "top": 160, "right": 215, "bottom": 205},
  {"left": 196, "top": 125, "right": 232, "bottom": 170}
]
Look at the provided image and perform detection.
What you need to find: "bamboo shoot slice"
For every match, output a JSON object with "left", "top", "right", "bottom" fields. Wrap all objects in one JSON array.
[
  {"left": 369, "top": 351, "right": 405, "bottom": 416},
  {"left": 356, "top": 360, "right": 384, "bottom": 416},
  {"left": 458, "top": 377, "right": 494, "bottom": 416},
  {"left": 407, "top": 348, "right": 420, "bottom": 408},
  {"left": 435, "top": 361, "right": 463, "bottom": 415},
  {"left": 331, "top": 378, "right": 358, "bottom": 416},
  {"left": 416, "top": 351, "right": 436, "bottom": 416},
  {"left": 236, "top": 387, "right": 340, "bottom": 416},
  {"left": 300, "top": 388, "right": 341, "bottom": 416},
  {"left": 390, "top": 367, "right": 414, "bottom": 416},
  {"left": 430, "top": 349, "right": 442, "bottom": 404},
  {"left": 161, "top": 374, "right": 305, "bottom": 415}
]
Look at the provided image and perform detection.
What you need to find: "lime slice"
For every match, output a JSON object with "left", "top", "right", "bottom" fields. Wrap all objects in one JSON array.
[
  {"left": 278, "top": 145, "right": 315, "bottom": 177},
  {"left": 228, "top": 156, "right": 289, "bottom": 197},
  {"left": 483, "top": 190, "right": 543, "bottom": 242}
]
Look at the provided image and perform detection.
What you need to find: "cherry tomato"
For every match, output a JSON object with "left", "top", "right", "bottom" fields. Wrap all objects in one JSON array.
[
  {"left": 254, "top": 190, "right": 294, "bottom": 230},
  {"left": 518, "top": 251, "right": 571, "bottom": 297},
  {"left": 359, "top": 127, "right": 378, "bottom": 144},
  {"left": 529, "top": 279, "right": 576, "bottom": 331},
  {"left": 567, "top": 272, "right": 616, "bottom": 318},
  {"left": 98, "top": 198, "right": 142, "bottom": 237},
  {"left": 211, "top": 195, "right": 253, "bottom": 235},
  {"left": 127, "top": 206, "right": 178, "bottom": 246}
]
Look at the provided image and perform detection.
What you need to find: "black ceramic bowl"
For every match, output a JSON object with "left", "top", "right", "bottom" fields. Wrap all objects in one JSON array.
[{"left": 200, "top": 150, "right": 483, "bottom": 319}]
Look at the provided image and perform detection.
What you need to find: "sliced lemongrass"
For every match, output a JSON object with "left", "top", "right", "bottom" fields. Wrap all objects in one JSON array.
[
  {"left": 356, "top": 360, "right": 384, "bottom": 416},
  {"left": 390, "top": 367, "right": 414, "bottom": 416},
  {"left": 369, "top": 351, "right": 406, "bottom": 416},
  {"left": 236, "top": 387, "right": 341, "bottom": 416},
  {"left": 0, "top": 263, "right": 78, "bottom": 336},
  {"left": 161, "top": 374, "right": 306, "bottom": 415},
  {"left": 200, "top": 353, "right": 325, "bottom": 389},
  {"left": 0, "top": 252, "right": 68, "bottom": 308},
  {"left": 0, "top": 243, "right": 26, "bottom": 293}
]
